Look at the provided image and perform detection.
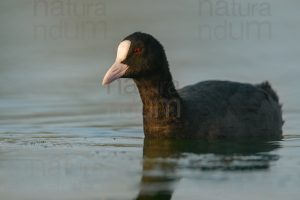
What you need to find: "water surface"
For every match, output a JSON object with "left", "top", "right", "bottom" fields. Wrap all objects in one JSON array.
[{"left": 1, "top": 0, "right": 300, "bottom": 199}]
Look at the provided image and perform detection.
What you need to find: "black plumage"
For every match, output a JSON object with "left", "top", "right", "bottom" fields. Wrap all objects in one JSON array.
[{"left": 103, "top": 32, "right": 283, "bottom": 139}]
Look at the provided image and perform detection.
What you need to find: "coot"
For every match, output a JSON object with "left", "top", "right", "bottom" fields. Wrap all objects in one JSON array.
[{"left": 102, "top": 32, "right": 283, "bottom": 139}]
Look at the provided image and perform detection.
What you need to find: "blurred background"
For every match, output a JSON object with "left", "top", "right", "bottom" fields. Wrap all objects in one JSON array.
[
  {"left": 1, "top": 0, "right": 300, "bottom": 200},
  {"left": 0, "top": 0, "right": 299, "bottom": 133}
]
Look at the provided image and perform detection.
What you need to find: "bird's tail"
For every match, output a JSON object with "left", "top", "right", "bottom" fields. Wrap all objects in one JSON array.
[
  {"left": 257, "top": 81, "right": 284, "bottom": 127},
  {"left": 256, "top": 81, "right": 279, "bottom": 103}
]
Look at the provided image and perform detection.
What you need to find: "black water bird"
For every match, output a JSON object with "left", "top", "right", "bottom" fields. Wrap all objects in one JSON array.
[{"left": 102, "top": 32, "right": 283, "bottom": 139}]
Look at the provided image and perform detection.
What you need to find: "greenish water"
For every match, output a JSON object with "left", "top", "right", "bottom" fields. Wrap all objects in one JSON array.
[
  {"left": 1, "top": 115, "right": 300, "bottom": 200},
  {"left": 1, "top": 0, "right": 300, "bottom": 199}
]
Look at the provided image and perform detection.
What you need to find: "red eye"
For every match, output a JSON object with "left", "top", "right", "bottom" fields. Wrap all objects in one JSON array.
[{"left": 134, "top": 47, "right": 142, "bottom": 54}]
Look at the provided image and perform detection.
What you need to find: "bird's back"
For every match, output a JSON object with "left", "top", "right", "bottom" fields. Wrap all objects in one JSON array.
[{"left": 178, "top": 80, "right": 283, "bottom": 139}]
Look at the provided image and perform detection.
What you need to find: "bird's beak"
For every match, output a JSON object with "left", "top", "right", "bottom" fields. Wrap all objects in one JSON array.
[{"left": 102, "top": 62, "right": 129, "bottom": 85}]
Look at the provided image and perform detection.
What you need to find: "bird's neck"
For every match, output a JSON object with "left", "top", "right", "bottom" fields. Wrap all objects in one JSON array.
[{"left": 133, "top": 69, "right": 184, "bottom": 136}]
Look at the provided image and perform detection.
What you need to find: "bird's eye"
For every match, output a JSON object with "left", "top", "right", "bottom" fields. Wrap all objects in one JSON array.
[{"left": 134, "top": 47, "right": 142, "bottom": 55}]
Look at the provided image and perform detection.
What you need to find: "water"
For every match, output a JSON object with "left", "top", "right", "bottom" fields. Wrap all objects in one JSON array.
[{"left": 1, "top": 0, "right": 300, "bottom": 199}]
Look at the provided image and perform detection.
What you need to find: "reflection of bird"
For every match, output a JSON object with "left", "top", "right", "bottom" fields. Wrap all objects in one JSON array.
[
  {"left": 134, "top": 139, "right": 280, "bottom": 200},
  {"left": 102, "top": 32, "right": 283, "bottom": 139}
]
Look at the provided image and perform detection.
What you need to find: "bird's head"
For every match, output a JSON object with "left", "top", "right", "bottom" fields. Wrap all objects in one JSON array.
[{"left": 102, "top": 32, "right": 169, "bottom": 85}]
